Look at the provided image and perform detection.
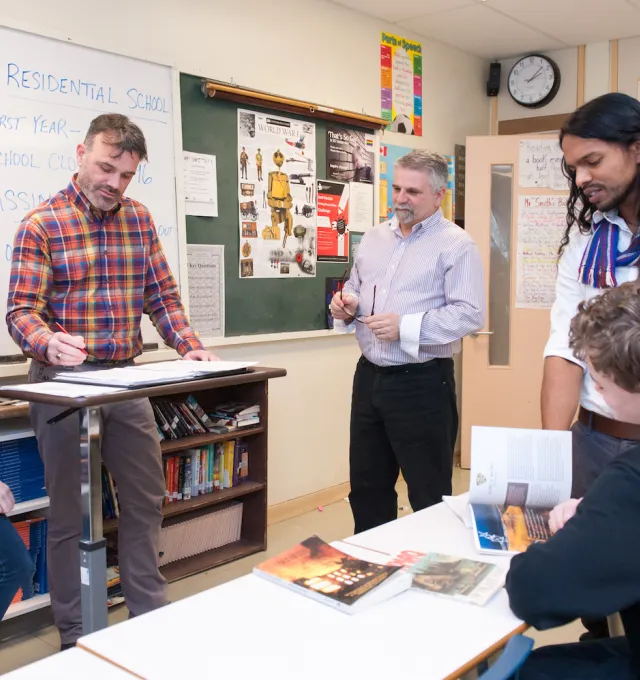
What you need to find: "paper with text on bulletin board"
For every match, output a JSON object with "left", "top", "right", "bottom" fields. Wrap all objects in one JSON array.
[
  {"left": 519, "top": 139, "right": 567, "bottom": 190},
  {"left": 516, "top": 195, "right": 566, "bottom": 309}
]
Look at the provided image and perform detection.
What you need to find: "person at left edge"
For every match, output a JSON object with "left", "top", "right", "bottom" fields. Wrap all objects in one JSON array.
[{"left": 6, "top": 113, "right": 218, "bottom": 649}]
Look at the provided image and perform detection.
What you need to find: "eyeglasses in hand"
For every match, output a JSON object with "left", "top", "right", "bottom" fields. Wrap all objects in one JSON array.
[{"left": 340, "top": 268, "right": 376, "bottom": 323}]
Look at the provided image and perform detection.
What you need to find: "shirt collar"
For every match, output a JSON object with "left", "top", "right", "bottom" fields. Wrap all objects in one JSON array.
[
  {"left": 64, "top": 175, "right": 122, "bottom": 219},
  {"left": 593, "top": 208, "right": 632, "bottom": 234},
  {"left": 390, "top": 208, "right": 443, "bottom": 237}
]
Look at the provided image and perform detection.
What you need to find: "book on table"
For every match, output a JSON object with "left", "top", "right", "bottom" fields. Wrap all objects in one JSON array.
[
  {"left": 387, "top": 550, "right": 506, "bottom": 606},
  {"left": 253, "top": 535, "right": 412, "bottom": 614},
  {"left": 466, "top": 426, "right": 572, "bottom": 555}
]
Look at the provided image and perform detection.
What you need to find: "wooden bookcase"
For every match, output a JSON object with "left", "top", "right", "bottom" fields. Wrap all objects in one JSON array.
[{"left": 0, "top": 366, "right": 286, "bottom": 619}]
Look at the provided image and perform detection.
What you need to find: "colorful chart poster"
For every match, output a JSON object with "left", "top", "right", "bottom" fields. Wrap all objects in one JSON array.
[
  {"left": 317, "top": 180, "right": 349, "bottom": 263},
  {"left": 380, "top": 32, "right": 423, "bottom": 136},
  {"left": 237, "top": 109, "right": 317, "bottom": 278},
  {"left": 379, "top": 144, "right": 455, "bottom": 222}
]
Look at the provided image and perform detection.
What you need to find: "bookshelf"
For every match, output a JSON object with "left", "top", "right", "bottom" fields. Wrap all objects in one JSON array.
[{"left": 0, "top": 366, "right": 286, "bottom": 620}]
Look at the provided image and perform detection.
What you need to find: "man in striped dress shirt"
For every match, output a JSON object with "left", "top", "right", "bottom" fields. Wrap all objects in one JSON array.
[
  {"left": 6, "top": 114, "right": 218, "bottom": 648},
  {"left": 331, "top": 150, "right": 485, "bottom": 534}
]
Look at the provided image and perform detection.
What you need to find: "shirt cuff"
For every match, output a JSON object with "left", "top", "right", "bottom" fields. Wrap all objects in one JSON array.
[
  {"left": 333, "top": 319, "right": 356, "bottom": 335},
  {"left": 174, "top": 329, "right": 205, "bottom": 355},
  {"left": 399, "top": 313, "right": 425, "bottom": 359}
]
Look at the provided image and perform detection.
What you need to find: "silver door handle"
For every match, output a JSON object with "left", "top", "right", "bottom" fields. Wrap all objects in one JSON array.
[{"left": 470, "top": 331, "right": 494, "bottom": 337}]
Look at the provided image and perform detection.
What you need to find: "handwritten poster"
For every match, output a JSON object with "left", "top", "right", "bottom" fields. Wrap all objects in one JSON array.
[
  {"left": 380, "top": 32, "right": 422, "bottom": 136},
  {"left": 186, "top": 244, "right": 224, "bottom": 337},
  {"left": 519, "top": 139, "right": 567, "bottom": 191},
  {"left": 516, "top": 195, "right": 566, "bottom": 309}
]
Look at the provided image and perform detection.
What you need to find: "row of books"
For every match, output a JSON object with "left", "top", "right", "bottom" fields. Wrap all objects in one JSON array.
[
  {"left": 152, "top": 395, "right": 261, "bottom": 441},
  {"left": 254, "top": 536, "right": 507, "bottom": 614},
  {"left": 0, "top": 436, "right": 45, "bottom": 504},
  {"left": 163, "top": 439, "right": 249, "bottom": 504},
  {"left": 10, "top": 517, "right": 48, "bottom": 605}
]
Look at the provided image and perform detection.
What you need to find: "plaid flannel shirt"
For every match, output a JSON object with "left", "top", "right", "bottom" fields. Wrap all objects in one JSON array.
[{"left": 6, "top": 178, "right": 203, "bottom": 363}]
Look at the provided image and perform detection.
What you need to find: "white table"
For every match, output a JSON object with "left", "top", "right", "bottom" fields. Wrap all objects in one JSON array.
[
  {"left": 76, "top": 498, "right": 524, "bottom": 680},
  {"left": 2, "top": 647, "right": 134, "bottom": 679}
]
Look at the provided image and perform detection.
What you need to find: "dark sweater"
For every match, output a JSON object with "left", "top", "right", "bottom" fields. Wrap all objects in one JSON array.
[{"left": 506, "top": 447, "right": 640, "bottom": 675}]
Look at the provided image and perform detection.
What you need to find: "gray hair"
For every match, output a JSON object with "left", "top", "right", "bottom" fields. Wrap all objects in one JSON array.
[{"left": 395, "top": 150, "right": 448, "bottom": 192}]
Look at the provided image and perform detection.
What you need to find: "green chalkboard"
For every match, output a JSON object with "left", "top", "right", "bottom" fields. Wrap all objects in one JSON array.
[{"left": 180, "top": 73, "right": 364, "bottom": 337}]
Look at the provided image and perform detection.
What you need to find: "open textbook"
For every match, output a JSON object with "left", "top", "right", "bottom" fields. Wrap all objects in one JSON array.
[{"left": 467, "top": 426, "right": 572, "bottom": 556}]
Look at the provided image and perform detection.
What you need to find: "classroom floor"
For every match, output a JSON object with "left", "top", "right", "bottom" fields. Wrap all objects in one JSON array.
[{"left": 0, "top": 465, "right": 584, "bottom": 675}]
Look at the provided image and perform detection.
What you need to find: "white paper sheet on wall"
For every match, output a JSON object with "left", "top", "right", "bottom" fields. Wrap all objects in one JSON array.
[{"left": 519, "top": 139, "right": 567, "bottom": 191}]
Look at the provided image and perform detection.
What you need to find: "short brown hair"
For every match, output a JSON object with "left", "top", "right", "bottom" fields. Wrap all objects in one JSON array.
[
  {"left": 569, "top": 282, "right": 640, "bottom": 392},
  {"left": 84, "top": 114, "right": 148, "bottom": 161}
]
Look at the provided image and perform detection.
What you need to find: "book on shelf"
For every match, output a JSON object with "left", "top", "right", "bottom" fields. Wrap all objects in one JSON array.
[
  {"left": 162, "top": 439, "right": 249, "bottom": 504},
  {"left": 466, "top": 426, "right": 572, "bottom": 556},
  {"left": 253, "top": 535, "right": 411, "bottom": 614},
  {"left": 209, "top": 401, "right": 260, "bottom": 431},
  {"left": 388, "top": 550, "right": 505, "bottom": 607}
]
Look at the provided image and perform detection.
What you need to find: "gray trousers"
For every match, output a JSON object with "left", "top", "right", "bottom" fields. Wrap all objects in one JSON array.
[
  {"left": 571, "top": 420, "right": 640, "bottom": 498},
  {"left": 29, "top": 362, "right": 167, "bottom": 644}
]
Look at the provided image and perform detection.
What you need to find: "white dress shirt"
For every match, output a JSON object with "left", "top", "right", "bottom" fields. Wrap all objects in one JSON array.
[
  {"left": 544, "top": 210, "right": 638, "bottom": 417},
  {"left": 334, "top": 210, "right": 485, "bottom": 366}
]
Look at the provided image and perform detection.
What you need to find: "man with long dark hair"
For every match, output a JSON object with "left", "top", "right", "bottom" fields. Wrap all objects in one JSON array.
[{"left": 542, "top": 92, "right": 640, "bottom": 640}]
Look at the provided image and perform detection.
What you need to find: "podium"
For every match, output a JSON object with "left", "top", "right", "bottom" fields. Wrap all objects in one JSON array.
[{"left": 0, "top": 365, "right": 286, "bottom": 634}]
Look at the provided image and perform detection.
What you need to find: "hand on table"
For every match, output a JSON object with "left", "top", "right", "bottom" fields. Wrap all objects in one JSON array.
[{"left": 182, "top": 350, "right": 220, "bottom": 361}]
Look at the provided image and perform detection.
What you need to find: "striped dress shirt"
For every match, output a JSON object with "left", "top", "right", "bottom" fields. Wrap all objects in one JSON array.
[
  {"left": 336, "top": 210, "right": 485, "bottom": 366},
  {"left": 6, "top": 178, "right": 203, "bottom": 363}
]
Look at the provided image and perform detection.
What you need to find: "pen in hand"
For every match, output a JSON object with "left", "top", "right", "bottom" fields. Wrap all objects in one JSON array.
[{"left": 54, "top": 323, "right": 88, "bottom": 356}]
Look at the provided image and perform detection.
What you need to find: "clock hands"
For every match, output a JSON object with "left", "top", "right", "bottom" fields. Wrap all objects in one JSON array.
[{"left": 526, "top": 67, "right": 543, "bottom": 83}]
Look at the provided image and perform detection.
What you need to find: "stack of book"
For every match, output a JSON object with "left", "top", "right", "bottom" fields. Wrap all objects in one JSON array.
[
  {"left": 152, "top": 394, "right": 214, "bottom": 441},
  {"left": 0, "top": 436, "right": 45, "bottom": 503},
  {"left": 163, "top": 439, "right": 249, "bottom": 504},
  {"left": 10, "top": 517, "right": 48, "bottom": 605},
  {"left": 209, "top": 402, "right": 260, "bottom": 432}
]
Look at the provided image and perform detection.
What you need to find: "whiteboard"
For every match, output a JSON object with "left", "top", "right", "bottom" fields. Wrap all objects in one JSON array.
[{"left": 0, "top": 26, "right": 182, "bottom": 357}]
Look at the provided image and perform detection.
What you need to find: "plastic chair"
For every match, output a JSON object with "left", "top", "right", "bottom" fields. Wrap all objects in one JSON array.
[{"left": 477, "top": 634, "right": 535, "bottom": 679}]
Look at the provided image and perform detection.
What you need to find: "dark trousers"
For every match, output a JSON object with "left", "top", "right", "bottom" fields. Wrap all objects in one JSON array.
[
  {"left": 572, "top": 420, "right": 640, "bottom": 639},
  {"left": 348, "top": 356, "right": 458, "bottom": 534},
  {"left": 0, "top": 514, "right": 33, "bottom": 620},
  {"left": 518, "top": 637, "right": 634, "bottom": 680}
]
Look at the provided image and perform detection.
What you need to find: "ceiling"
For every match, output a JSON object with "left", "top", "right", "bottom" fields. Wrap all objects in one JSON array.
[{"left": 329, "top": 0, "right": 640, "bottom": 59}]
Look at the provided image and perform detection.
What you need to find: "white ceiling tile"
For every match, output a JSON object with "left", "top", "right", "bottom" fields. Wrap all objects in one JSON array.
[
  {"left": 486, "top": 0, "right": 640, "bottom": 45},
  {"left": 397, "top": 5, "right": 565, "bottom": 59},
  {"left": 329, "top": 0, "right": 475, "bottom": 23}
]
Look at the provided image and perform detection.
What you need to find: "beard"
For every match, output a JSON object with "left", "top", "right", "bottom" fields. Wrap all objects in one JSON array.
[
  {"left": 588, "top": 173, "right": 638, "bottom": 213},
  {"left": 394, "top": 202, "right": 415, "bottom": 222},
  {"left": 77, "top": 174, "right": 121, "bottom": 211}
]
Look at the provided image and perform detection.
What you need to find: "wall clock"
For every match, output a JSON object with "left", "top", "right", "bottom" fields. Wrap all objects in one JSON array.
[{"left": 508, "top": 54, "right": 561, "bottom": 108}]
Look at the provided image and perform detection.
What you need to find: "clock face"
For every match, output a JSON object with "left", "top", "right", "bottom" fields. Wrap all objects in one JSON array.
[{"left": 508, "top": 55, "right": 559, "bottom": 108}]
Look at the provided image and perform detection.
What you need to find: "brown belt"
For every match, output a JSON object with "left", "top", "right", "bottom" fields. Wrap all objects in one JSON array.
[{"left": 578, "top": 407, "right": 640, "bottom": 441}]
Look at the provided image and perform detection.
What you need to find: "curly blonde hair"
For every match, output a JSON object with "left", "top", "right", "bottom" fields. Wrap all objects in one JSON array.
[{"left": 569, "top": 281, "right": 640, "bottom": 392}]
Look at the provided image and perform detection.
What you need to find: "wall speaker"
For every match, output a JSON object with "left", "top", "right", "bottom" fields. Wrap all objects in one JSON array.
[{"left": 486, "top": 62, "right": 501, "bottom": 97}]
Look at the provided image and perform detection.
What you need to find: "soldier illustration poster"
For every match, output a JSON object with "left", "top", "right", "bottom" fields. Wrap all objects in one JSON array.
[{"left": 237, "top": 109, "right": 317, "bottom": 278}]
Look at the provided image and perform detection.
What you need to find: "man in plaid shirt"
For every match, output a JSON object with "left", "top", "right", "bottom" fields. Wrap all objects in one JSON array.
[{"left": 6, "top": 113, "right": 218, "bottom": 649}]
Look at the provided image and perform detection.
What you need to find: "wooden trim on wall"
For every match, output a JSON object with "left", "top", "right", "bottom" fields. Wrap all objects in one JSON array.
[
  {"left": 267, "top": 482, "right": 351, "bottom": 525},
  {"left": 498, "top": 113, "right": 570, "bottom": 135},
  {"left": 490, "top": 97, "right": 499, "bottom": 135},
  {"left": 610, "top": 39, "right": 619, "bottom": 92},
  {"left": 201, "top": 79, "right": 387, "bottom": 131},
  {"left": 577, "top": 45, "right": 586, "bottom": 107}
]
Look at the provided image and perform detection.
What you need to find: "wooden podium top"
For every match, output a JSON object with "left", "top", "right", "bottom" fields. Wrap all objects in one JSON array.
[{"left": 0, "top": 366, "right": 286, "bottom": 409}]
